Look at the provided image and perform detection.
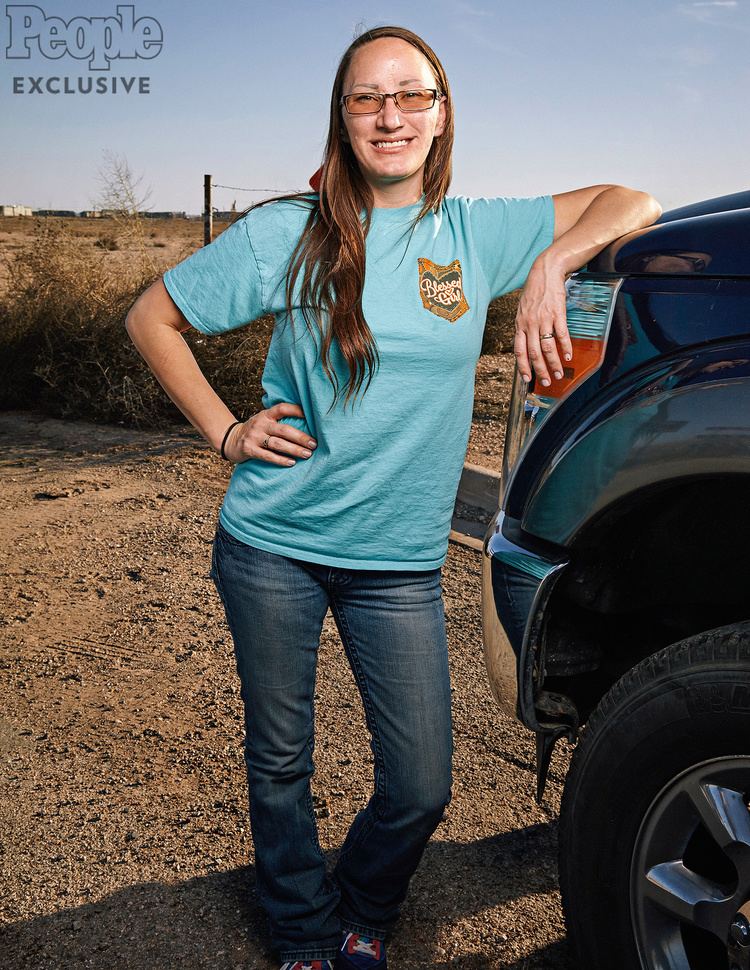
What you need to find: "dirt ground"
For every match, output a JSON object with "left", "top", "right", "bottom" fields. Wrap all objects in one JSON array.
[
  {"left": 0, "top": 214, "right": 238, "bottom": 292},
  {"left": 0, "top": 409, "right": 574, "bottom": 969}
]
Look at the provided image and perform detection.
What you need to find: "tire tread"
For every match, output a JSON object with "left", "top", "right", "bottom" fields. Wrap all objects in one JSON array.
[{"left": 559, "top": 619, "right": 750, "bottom": 968}]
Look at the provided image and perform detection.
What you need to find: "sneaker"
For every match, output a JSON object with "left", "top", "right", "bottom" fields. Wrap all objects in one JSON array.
[
  {"left": 280, "top": 961, "right": 334, "bottom": 970},
  {"left": 337, "top": 932, "right": 387, "bottom": 968}
]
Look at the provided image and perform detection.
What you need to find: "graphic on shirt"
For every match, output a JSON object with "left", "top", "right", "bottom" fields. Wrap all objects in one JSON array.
[{"left": 417, "top": 257, "right": 469, "bottom": 323}]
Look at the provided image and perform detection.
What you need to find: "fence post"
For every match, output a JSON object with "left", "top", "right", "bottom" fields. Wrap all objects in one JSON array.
[{"left": 203, "top": 174, "right": 212, "bottom": 246}]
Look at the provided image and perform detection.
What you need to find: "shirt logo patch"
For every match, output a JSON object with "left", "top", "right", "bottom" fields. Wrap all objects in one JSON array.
[{"left": 418, "top": 257, "right": 469, "bottom": 323}]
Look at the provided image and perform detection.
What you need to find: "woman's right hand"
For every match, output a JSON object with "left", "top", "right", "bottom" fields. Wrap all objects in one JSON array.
[{"left": 222, "top": 402, "right": 317, "bottom": 466}]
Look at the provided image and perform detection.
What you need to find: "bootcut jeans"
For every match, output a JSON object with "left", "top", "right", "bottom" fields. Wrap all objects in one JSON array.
[{"left": 209, "top": 519, "right": 454, "bottom": 964}]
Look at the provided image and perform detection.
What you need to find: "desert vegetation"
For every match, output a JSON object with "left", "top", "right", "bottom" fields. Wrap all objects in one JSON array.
[{"left": 0, "top": 193, "right": 519, "bottom": 429}]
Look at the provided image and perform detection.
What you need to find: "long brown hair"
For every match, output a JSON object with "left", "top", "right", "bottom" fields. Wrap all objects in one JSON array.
[{"left": 245, "top": 26, "right": 454, "bottom": 411}]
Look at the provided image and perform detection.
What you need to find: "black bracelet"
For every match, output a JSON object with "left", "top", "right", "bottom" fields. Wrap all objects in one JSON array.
[{"left": 220, "top": 420, "right": 242, "bottom": 461}]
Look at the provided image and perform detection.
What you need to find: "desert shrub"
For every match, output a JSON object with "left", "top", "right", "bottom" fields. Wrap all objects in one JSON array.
[
  {"left": 0, "top": 219, "right": 274, "bottom": 427},
  {"left": 94, "top": 234, "right": 119, "bottom": 251},
  {"left": 0, "top": 218, "right": 518, "bottom": 429}
]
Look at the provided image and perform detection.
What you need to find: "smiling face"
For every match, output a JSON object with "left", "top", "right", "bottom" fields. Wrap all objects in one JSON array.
[{"left": 341, "top": 37, "right": 447, "bottom": 207}]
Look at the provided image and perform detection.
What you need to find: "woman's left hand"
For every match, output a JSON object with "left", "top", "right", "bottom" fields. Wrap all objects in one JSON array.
[{"left": 513, "top": 256, "right": 572, "bottom": 388}]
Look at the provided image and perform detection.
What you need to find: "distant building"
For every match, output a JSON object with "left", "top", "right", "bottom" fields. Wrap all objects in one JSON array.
[
  {"left": 89, "top": 209, "right": 188, "bottom": 219},
  {"left": 77, "top": 209, "right": 157, "bottom": 218},
  {"left": 1, "top": 204, "right": 33, "bottom": 216},
  {"left": 1, "top": 206, "right": 192, "bottom": 219},
  {"left": 214, "top": 200, "right": 240, "bottom": 223}
]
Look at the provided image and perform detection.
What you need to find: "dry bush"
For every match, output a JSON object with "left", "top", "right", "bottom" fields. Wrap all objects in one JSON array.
[
  {"left": 94, "top": 234, "right": 120, "bottom": 251},
  {"left": 0, "top": 204, "right": 518, "bottom": 430},
  {"left": 0, "top": 218, "right": 274, "bottom": 427},
  {"left": 93, "top": 150, "right": 159, "bottom": 277}
]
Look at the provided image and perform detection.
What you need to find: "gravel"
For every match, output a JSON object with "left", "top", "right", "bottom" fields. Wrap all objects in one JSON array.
[{"left": 0, "top": 409, "right": 574, "bottom": 969}]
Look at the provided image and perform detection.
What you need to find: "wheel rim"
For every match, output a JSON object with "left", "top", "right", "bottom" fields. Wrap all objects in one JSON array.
[{"left": 631, "top": 756, "right": 750, "bottom": 970}]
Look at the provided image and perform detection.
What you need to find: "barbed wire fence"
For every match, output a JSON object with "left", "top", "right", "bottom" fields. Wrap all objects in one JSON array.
[{"left": 203, "top": 175, "right": 303, "bottom": 245}]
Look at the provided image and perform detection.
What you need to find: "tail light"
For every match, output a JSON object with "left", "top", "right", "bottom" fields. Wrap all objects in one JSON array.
[{"left": 501, "top": 275, "right": 623, "bottom": 498}]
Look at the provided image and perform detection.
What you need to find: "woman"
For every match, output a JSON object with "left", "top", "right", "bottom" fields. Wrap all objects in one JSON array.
[{"left": 125, "top": 25, "right": 661, "bottom": 970}]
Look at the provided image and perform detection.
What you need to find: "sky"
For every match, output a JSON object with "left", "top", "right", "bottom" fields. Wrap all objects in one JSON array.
[{"left": 1, "top": 0, "right": 749, "bottom": 214}]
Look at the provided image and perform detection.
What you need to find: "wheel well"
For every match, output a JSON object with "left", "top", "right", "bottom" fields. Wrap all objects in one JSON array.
[{"left": 541, "top": 476, "right": 750, "bottom": 724}]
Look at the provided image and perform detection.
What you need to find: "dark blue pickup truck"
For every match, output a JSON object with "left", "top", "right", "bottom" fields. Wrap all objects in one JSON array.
[{"left": 481, "top": 191, "right": 750, "bottom": 970}]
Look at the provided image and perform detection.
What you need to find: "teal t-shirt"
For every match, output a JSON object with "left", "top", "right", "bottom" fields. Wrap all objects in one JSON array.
[{"left": 162, "top": 193, "right": 554, "bottom": 569}]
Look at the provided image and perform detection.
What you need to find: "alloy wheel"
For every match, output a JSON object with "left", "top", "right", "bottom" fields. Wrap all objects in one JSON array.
[{"left": 631, "top": 756, "right": 750, "bottom": 970}]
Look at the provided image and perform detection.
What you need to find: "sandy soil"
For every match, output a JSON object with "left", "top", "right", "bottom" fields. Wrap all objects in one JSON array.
[
  {"left": 0, "top": 409, "right": 574, "bottom": 969},
  {"left": 0, "top": 216, "right": 222, "bottom": 282},
  {"left": 0, "top": 215, "right": 236, "bottom": 292}
]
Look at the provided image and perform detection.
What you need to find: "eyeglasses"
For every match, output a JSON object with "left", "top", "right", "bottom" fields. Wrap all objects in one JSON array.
[{"left": 340, "top": 88, "right": 441, "bottom": 115}]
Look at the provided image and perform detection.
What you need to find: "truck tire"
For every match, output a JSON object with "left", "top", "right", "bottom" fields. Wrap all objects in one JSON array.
[{"left": 559, "top": 621, "right": 750, "bottom": 970}]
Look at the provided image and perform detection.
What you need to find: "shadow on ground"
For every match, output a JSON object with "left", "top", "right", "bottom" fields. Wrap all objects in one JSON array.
[{"left": 4, "top": 824, "right": 571, "bottom": 969}]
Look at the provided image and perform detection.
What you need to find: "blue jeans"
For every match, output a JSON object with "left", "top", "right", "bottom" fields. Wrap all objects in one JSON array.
[{"left": 209, "top": 520, "right": 453, "bottom": 963}]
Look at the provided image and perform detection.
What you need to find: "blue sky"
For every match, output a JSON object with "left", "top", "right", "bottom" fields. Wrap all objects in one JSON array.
[{"left": 1, "top": 0, "right": 748, "bottom": 213}]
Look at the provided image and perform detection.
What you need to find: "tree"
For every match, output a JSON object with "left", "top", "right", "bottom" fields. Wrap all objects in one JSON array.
[{"left": 92, "top": 150, "right": 156, "bottom": 275}]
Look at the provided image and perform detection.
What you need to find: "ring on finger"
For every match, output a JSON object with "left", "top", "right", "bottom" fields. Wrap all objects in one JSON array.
[
  {"left": 262, "top": 435, "right": 270, "bottom": 449},
  {"left": 540, "top": 333, "right": 555, "bottom": 340}
]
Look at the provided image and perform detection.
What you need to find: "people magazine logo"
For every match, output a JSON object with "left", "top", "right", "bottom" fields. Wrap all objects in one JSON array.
[{"left": 4, "top": 4, "right": 163, "bottom": 95}]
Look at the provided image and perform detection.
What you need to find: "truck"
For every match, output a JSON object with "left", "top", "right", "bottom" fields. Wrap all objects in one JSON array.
[{"left": 481, "top": 190, "right": 750, "bottom": 970}]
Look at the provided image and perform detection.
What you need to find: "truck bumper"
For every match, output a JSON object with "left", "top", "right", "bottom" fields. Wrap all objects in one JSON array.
[{"left": 481, "top": 511, "right": 570, "bottom": 731}]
